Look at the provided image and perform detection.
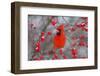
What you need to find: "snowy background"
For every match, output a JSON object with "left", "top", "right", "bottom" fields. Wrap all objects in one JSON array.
[{"left": 28, "top": 15, "right": 88, "bottom": 61}]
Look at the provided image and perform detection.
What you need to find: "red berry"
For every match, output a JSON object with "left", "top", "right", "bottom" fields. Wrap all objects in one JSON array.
[
  {"left": 79, "top": 41, "right": 86, "bottom": 46},
  {"left": 35, "top": 46, "right": 40, "bottom": 52},
  {"left": 84, "top": 28, "right": 88, "bottom": 32},
  {"left": 63, "top": 55, "right": 67, "bottom": 59},
  {"left": 41, "top": 36, "right": 45, "bottom": 42},
  {"left": 41, "top": 32, "right": 45, "bottom": 36},
  {"left": 71, "top": 48, "right": 77, "bottom": 56},
  {"left": 81, "top": 27, "right": 88, "bottom": 32},
  {"left": 70, "top": 27, "right": 75, "bottom": 32},
  {"left": 76, "top": 24, "right": 81, "bottom": 28},
  {"left": 53, "top": 54, "right": 58, "bottom": 59},
  {"left": 40, "top": 55, "right": 44, "bottom": 60},
  {"left": 36, "top": 41, "right": 40, "bottom": 47},
  {"left": 80, "top": 22, "right": 86, "bottom": 27},
  {"left": 47, "top": 31, "right": 52, "bottom": 35},
  {"left": 51, "top": 20, "right": 57, "bottom": 26},
  {"left": 59, "top": 49, "right": 63, "bottom": 55},
  {"left": 79, "top": 35, "right": 85, "bottom": 39}
]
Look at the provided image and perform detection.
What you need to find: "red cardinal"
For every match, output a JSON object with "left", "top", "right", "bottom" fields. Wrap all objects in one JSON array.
[{"left": 53, "top": 24, "right": 66, "bottom": 49}]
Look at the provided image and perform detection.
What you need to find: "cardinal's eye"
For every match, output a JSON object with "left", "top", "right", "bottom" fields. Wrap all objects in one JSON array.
[{"left": 56, "top": 29, "right": 61, "bottom": 35}]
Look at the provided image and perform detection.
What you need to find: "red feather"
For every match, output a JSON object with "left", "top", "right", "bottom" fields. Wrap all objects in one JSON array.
[{"left": 53, "top": 24, "right": 66, "bottom": 49}]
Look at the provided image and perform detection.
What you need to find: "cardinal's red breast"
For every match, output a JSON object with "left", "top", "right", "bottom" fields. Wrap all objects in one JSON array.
[{"left": 53, "top": 24, "right": 66, "bottom": 49}]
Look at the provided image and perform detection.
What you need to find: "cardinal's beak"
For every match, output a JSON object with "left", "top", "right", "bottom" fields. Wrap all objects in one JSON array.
[
  {"left": 56, "top": 29, "right": 59, "bottom": 33},
  {"left": 56, "top": 29, "right": 61, "bottom": 35}
]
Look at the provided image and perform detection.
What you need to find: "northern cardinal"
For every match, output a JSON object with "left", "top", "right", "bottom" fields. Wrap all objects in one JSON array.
[{"left": 53, "top": 24, "right": 66, "bottom": 49}]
